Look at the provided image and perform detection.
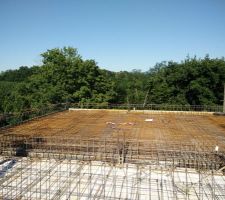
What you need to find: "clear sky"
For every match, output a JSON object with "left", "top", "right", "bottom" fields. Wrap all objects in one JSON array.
[{"left": 0, "top": 0, "right": 225, "bottom": 72}]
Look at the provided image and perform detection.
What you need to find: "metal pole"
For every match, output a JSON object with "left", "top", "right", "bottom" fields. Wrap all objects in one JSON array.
[{"left": 223, "top": 83, "right": 225, "bottom": 113}]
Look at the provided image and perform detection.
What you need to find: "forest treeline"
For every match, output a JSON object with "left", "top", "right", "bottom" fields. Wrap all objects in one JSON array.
[{"left": 0, "top": 47, "right": 225, "bottom": 113}]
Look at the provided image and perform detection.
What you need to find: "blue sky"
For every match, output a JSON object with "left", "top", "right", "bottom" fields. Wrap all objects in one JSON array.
[{"left": 0, "top": 0, "right": 225, "bottom": 72}]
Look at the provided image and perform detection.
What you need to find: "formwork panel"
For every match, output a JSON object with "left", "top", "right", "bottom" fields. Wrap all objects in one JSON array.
[{"left": 1, "top": 157, "right": 225, "bottom": 200}]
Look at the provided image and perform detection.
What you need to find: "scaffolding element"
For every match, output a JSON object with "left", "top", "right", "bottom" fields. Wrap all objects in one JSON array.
[
  {"left": 1, "top": 109, "right": 225, "bottom": 199},
  {"left": 223, "top": 83, "right": 225, "bottom": 113}
]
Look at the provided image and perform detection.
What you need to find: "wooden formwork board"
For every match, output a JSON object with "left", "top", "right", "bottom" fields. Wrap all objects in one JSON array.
[{"left": 1, "top": 109, "right": 225, "bottom": 148}]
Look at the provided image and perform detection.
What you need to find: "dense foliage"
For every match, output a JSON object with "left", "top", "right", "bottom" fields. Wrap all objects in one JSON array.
[
  {"left": 0, "top": 47, "right": 225, "bottom": 113},
  {"left": 147, "top": 56, "right": 225, "bottom": 105}
]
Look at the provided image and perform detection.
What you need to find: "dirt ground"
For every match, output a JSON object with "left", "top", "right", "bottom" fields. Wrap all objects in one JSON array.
[{"left": 1, "top": 109, "right": 225, "bottom": 149}]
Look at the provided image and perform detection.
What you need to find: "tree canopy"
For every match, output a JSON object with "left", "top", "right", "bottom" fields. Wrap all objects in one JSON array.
[{"left": 0, "top": 47, "right": 225, "bottom": 113}]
